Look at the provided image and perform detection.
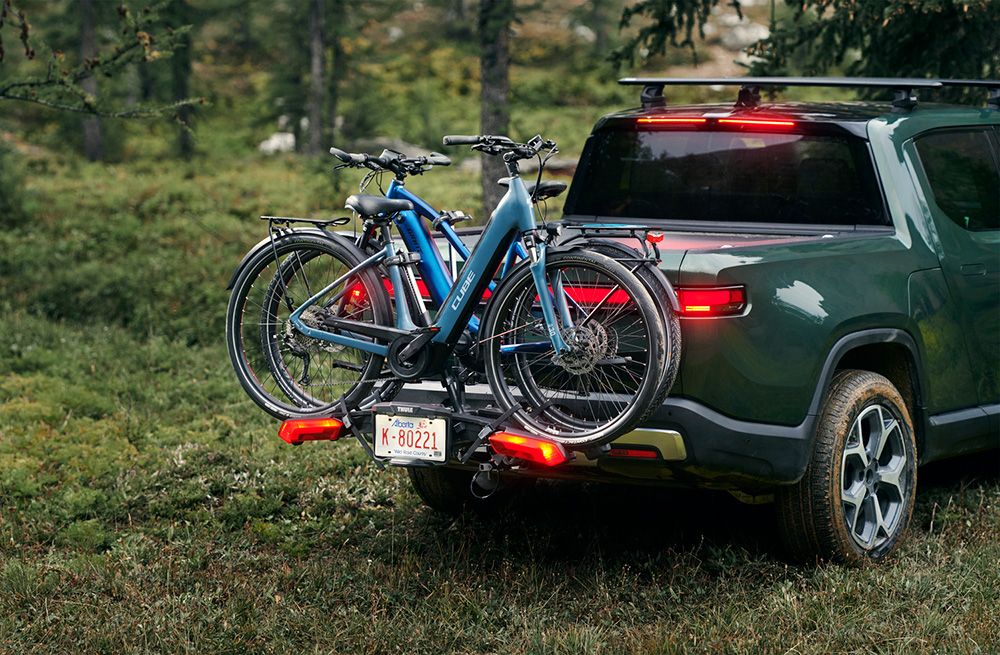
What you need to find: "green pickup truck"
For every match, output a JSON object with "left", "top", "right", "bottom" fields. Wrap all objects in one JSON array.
[{"left": 409, "top": 78, "right": 1000, "bottom": 565}]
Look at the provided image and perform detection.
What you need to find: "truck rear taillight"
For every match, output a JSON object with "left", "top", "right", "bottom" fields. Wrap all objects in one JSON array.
[
  {"left": 637, "top": 116, "right": 707, "bottom": 126},
  {"left": 635, "top": 116, "right": 796, "bottom": 129},
  {"left": 717, "top": 117, "right": 795, "bottom": 128},
  {"left": 676, "top": 286, "right": 747, "bottom": 317}
]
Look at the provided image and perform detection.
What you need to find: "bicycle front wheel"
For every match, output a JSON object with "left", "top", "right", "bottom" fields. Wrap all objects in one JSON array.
[
  {"left": 225, "top": 233, "right": 396, "bottom": 420},
  {"left": 480, "top": 250, "right": 668, "bottom": 447}
]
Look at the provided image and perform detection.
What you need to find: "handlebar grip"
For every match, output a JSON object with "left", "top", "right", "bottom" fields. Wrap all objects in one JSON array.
[
  {"left": 329, "top": 147, "right": 353, "bottom": 163},
  {"left": 427, "top": 152, "right": 452, "bottom": 166},
  {"left": 442, "top": 135, "right": 481, "bottom": 146},
  {"left": 329, "top": 147, "right": 368, "bottom": 165}
]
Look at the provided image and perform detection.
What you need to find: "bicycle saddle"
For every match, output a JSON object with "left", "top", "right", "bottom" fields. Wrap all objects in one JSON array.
[
  {"left": 497, "top": 178, "right": 568, "bottom": 200},
  {"left": 345, "top": 194, "right": 413, "bottom": 217}
]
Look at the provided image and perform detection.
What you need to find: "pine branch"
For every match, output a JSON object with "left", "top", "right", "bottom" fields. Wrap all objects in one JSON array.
[
  {"left": 0, "top": 93, "right": 199, "bottom": 118},
  {"left": 0, "top": 0, "right": 197, "bottom": 118}
]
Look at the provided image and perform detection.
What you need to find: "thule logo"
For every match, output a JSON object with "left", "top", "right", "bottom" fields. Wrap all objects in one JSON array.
[{"left": 450, "top": 271, "right": 476, "bottom": 310}]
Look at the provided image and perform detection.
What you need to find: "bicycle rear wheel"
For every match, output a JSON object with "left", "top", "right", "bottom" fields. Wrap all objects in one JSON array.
[
  {"left": 480, "top": 250, "right": 668, "bottom": 447},
  {"left": 226, "top": 233, "right": 396, "bottom": 420},
  {"left": 583, "top": 239, "right": 681, "bottom": 401}
]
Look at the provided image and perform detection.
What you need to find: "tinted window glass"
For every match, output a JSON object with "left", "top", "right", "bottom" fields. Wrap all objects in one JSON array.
[
  {"left": 566, "top": 129, "right": 888, "bottom": 226},
  {"left": 915, "top": 129, "right": 1000, "bottom": 231}
]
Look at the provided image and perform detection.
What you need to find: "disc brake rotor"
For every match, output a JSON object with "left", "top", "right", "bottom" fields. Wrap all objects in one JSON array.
[{"left": 552, "top": 323, "right": 607, "bottom": 375}]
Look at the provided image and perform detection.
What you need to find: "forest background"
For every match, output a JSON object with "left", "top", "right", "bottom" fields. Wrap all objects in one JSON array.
[{"left": 0, "top": 1, "right": 998, "bottom": 652}]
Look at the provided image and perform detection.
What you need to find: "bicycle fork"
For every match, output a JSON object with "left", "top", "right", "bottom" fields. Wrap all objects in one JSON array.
[{"left": 525, "top": 238, "right": 570, "bottom": 355}]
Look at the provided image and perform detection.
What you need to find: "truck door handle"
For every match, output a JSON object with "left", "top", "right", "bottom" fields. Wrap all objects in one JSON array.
[{"left": 960, "top": 263, "right": 986, "bottom": 276}]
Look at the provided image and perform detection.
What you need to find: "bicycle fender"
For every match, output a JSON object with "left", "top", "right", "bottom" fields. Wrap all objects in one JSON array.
[
  {"left": 569, "top": 241, "right": 680, "bottom": 313},
  {"left": 225, "top": 228, "right": 353, "bottom": 290}
]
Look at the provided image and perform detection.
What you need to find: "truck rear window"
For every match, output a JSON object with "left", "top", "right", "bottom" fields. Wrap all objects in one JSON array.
[{"left": 565, "top": 128, "right": 888, "bottom": 227}]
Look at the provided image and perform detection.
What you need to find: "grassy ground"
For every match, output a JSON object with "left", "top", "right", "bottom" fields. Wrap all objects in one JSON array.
[{"left": 2, "top": 136, "right": 998, "bottom": 654}]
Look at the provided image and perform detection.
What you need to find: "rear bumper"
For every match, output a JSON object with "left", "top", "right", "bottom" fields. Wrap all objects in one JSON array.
[
  {"left": 641, "top": 398, "right": 815, "bottom": 487},
  {"left": 395, "top": 384, "right": 815, "bottom": 490}
]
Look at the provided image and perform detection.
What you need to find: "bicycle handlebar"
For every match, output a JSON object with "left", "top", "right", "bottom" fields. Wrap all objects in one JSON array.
[
  {"left": 442, "top": 134, "right": 557, "bottom": 162},
  {"left": 329, "top": 146, "right": 451, "bottom": 176}
]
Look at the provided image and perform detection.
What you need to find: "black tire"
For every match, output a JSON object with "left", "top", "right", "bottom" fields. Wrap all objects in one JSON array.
[
  {"left": 583, "top": 240, "right": 682, "bottom": 398},
  {"left": 480, "top": 249, "right": 668, "bottom": 447},
  {"left": 226, "top": 233, "right": 395, "bottom": 420},
  {"left": 408, "top": 467, "right": 469, "bottom": 515},
  {"left": 776, "top": 370, "right": 918, "bottom": 565},
  {"left": 407, "top": 467, "right": 534, "bottom": 516}
]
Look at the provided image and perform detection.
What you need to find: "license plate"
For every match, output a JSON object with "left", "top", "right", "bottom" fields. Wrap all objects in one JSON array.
[{"left": 374, "top": 414, "right": 447, "bottom": 462}]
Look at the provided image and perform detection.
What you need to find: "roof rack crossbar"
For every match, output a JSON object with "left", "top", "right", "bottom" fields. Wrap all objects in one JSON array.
[
  {"left": 936, "top": 79, "right": 1000, "bottom": 110},
  {"left": 619, "top": 77, "right": 1000, "bottom": 110}
]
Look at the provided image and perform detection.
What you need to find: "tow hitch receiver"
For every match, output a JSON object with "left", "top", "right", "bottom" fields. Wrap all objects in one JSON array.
[
  {"left": 278, "top": 417, "right": 344, "bottom": 445},
  {"left": 489, "top": 431, "right": 571, "bottom": 467}
]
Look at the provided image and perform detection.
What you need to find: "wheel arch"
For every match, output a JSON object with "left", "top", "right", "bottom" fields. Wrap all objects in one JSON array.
[{"left": 809, "top": 329, "right": 927, "bottom": 454}]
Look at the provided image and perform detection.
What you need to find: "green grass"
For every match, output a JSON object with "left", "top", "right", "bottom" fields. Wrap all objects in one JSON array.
[{"left": 1, "top": 138, "right": 998, "bottom": 655}]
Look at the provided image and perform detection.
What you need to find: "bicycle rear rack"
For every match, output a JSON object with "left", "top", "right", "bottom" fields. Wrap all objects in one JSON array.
[{"left": 277, "top": 400, "right": 573, "bottom": 471}]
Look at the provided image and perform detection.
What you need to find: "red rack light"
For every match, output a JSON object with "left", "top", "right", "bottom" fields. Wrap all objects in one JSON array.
[
  {"left": 278, "top": 418, "right": 344, "bottom": 445},
  {"left": 490, "top": 432, "right": 570, "bottom": 467}
]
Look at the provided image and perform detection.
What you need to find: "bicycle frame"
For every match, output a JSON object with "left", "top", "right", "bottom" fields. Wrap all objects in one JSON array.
[
  {"left": 287, "top": 173, "right": 570, "bottom": 358},
  {"left": 385, "top": 179, "right": 529, "bottom": 334}
]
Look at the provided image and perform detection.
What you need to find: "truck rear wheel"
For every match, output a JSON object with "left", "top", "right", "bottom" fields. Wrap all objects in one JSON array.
[{"left": 776, "top": 370, "right": 917, "bottom": 565}]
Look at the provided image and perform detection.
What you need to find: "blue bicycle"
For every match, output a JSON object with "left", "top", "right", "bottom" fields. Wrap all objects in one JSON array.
[{"left": 226, "top": 134, "right": 672, "bottom": 446}]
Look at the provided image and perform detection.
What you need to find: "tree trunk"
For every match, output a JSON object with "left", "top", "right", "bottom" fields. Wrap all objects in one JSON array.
[
  {"left": 589, "top": 0, "right": 611, "bottom": 55},
  {"left": 307, "top": 0, "right": 326, "bottom": 155},
  {"left": 79, "top": 0, "right": 102, "bottom": 162},
  {"left": 171, "top": 0, "right": 194, "bottom": 159},
  {"left": 328, "top": 36, "right": 345, "bottom": 143},
  {"left": 478, "top": 0, "right": 513, "bottom": 220}
]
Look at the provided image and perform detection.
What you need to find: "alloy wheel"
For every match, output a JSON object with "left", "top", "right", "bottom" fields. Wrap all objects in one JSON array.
[{"left": 840, "top": 403, "right": 911, "bottom": 551}]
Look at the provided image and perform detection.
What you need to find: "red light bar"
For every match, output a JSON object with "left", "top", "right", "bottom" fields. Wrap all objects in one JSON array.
[
  {"left": 607, "top": 447, "right": 660, "bottom": 460},
  {"left": 717, "top": 118, "right": 795, "bottom": 128},
  {"left": 533, "top": 286, "right": 632, "bottom": 306},
  {"left": 676, "top": 286, "right": 747, "bottom": 317},
  {"left": 565, "top": 286, "right": 631, "bottom": 305},
  {"left": 278, "top": 417, "right": 344, "bottom": 445},
  {"left": 637, "top": 116, "right": 707, "bottom": 125},
  {"left": 490, "top": 432, "right": 570, "bottom": 467},
  {"left": 382, "top": 278, "right": 492, "bottom": 303},
  {"left": 382, "top": 278, "right": 433, "bottom": 300}
]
